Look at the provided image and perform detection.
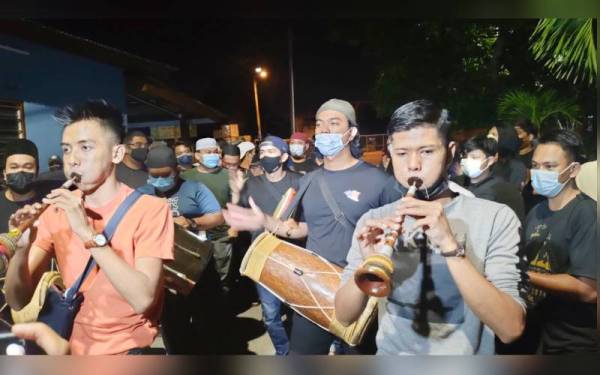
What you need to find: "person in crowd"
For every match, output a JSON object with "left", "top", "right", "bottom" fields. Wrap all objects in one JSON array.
[
  {"left": 514, "top": 118, "right": 537, "bottom": 169},
  {"left": 0, "top": 140, "right": 54, "bottom": 233},
  {"left": 221, "top": 143, "right": 241, "bottom": 172},
  {"left": 137, "top": 145, "right": 225, "bottom": 354},
  {"left": 116, "top": 130, "right": 150, "bottom": 189},
  {"left": 524, "top": 129, "right": 597, "bottom": 354},
  {"left": 334, "top": 99, "right": 525, "bottom": 355},
  {"left": 4, "top": 100, "right": 174, "bottom": 355},
  {"left": 288, "top": 132, "right": 319, "bottom": 175},
  {"left": 223, "top": 98, "right": 400, "bottom": 355},
  {"left": 173, "top": 139, "right": 195, "bottom": 172},
  {"left": 235, "top": 136, "right": 302, "bottom": 355},
  {"left": 36, "top": 154, "right": 67, "bottom": 188},
  {"left": 487, "top": 123, "right": 528, "bottom": 190},
  {"left": 181, "top": 138, "right": 234, "bottom": 294},
  {"left": 460, "top": 135, "right": 525, "bottom": 224}
]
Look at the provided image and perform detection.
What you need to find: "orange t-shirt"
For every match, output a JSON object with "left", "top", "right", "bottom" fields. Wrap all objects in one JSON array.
[{"left": 34, "top": 184, "right": 174, "bottom": 355}]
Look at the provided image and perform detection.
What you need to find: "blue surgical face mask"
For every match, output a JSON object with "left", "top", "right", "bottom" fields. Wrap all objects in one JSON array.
[
  {"left": 177, "top": 154, "right": 193, "bottom": 166},
  {"left": 201, "top": 153, "right": 220, "bottom": 169},
  {"left": 530, "top": 163, "right": 575, "bottom": 198},
  {"left": 148, "top": 175, "right": 176, "bottom": 192},
  {"left": 315, "top": 129, "right": 350, "bottom": 157},
  {"left": 289, "top": 144, "right": 305, "bottom": 158}
]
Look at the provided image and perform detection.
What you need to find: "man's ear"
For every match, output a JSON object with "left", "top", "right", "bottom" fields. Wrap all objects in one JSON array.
[
  {"left": 347, "top": 126, "right": 358, "bottom": 142},
  {"left": 568, "top": 162, "right": 581, "bottom": 179},
  {"left": 446, "top": 141, "right": 457, "bottom": 167},
  {"left": 113, "top": 144, "right": 126, "bottom": 164}
]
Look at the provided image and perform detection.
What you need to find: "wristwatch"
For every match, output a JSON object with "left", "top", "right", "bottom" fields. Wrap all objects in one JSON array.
[
  {"left": 440, "top": 244, "right": 466, "bottom": 258},
  {"left": 84, "top": 233, "right": 108, "bottom": 249}
]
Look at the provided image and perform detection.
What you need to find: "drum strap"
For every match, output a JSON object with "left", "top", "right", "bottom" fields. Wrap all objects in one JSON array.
[
  {"left": 259, "top": 175, "right": 286, "bottom": 212},
  {"left": 316, "top": 169, "right": 355, "bottom": 231}
]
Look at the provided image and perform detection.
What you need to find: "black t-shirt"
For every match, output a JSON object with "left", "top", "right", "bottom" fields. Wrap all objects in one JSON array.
[
  {"left": 288, "top": 158, "right": 319, "bottom": 175},
  {"left": 291, "top": 160, "right": 401, "bottom": 266},
  {"left": 0, "top": 189, "right": 42, "bottom": 233},
  {"left": 518, "top": 150, "right": 534, "bottom": 169},
  {"left": 115, "top": 162, "right": 148, "bottom": 189},
  {"left": 467, "top": 175, "right": 526, "bottom": 224},
  {"left": 492, "top": 158, "right": 528, "bottom": 190},
  {"left": 524, "top": 193, "right": 598, "bottom": 353},
  {"left": 240, "top": 171, "right": 302, "bottom": 241}
]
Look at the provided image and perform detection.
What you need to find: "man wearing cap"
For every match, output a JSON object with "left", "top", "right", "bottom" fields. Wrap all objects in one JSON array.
[
  {"left": 288, "top": 132, "right": 318, "bottom": 175},
  {"left": 238, "top": 141, "right": 256, "bottom": 173},
  {"left": 0, "top": 139, "right": 54, "bottom": 233},
  {"left": 116, "top": 130, "right": 150, "bottom": 189},
  {"left": 234, "top": 136, "right": 302, "bottom": 355},
  {"left": 137, "top": 145, "right": 225, "bottom": 354},
  {"left": 181, "top": 138, "right": 234, "bottom": 293},
  {"left": 224, "top": 99, "right": 400, "bottom": 354}
]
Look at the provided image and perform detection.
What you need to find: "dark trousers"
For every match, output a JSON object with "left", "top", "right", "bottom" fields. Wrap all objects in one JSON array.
[
  {"left": 161, "top": 258, "right": 227, "bottom": 354},
  {"left": 289, "top": 309, "right": 378, "bottom": 355}
]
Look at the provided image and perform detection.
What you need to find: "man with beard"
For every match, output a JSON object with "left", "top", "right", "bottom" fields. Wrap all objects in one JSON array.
[
  {"left": 334, "top": 100, "right": 526, "bottom": 355},
  {"left": 115, "top": 130, "right": 150, "bottom": 189},
  {"left": 223, "top": 99, "right": 400, "bottom": 354}
]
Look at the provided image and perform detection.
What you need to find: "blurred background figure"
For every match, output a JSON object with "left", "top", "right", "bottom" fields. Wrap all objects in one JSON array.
[
  {"left": 36, "top": 154, "right": 66, "bottom": 188},
  {"left": 487, "top": 123, "right": 528, "bottom": 190},
  {"left": 238, "top": 141, "right": 256, "bottom": 173},
  {"left": 288, "top": 132, "right": 318, "bottom": 175},
  {"left": 173, "top": 139, "right": 195, "bottom": 172},
  {"left": 248, "top": 152, "right": 263, "bottom": 177},
  {"left": 513, "top": 118, "right": 537, "bottom": 168}
]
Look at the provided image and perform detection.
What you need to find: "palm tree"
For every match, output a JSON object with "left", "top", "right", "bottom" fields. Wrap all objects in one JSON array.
[
  {"left": 530, "top": 18, "right": 597, "bottom": 86},
  {"left": 498, "top": 89, "right": 581, "bottom": 134}
]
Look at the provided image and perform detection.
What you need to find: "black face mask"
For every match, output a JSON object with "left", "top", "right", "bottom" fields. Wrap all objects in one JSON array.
[
  {"left": 130, "top": 148, "right": 148, "bottom": 163},
  {"left": 394, "top": 177, "right": 449, "bottom": 201},
  {"left": 6, "top": 172, "right": 35, "bottom": 194},
  {"left": 259, "top": 156, "right": 282, "bottom": 174}
]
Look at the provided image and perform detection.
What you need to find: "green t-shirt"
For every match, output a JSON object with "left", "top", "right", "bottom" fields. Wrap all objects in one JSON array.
[{"left": 181, "top": 167, "right": 230, "bottom": 239}]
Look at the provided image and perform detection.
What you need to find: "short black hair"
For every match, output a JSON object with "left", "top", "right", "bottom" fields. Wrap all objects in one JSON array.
[
  {"left": 462, "top": 134, "right": 498, "bottom": 157},
  {"left": 174, "top": 139, "right": 193, "bottom": 151},
  {"left": 55, "top": 100, "right": 124, "bottom": 143},
  {"left": 124, "top": 130, "right": 149, "bottom": 145},
  {"left": 514, "top": 118, "right": 536, "bottom": 136},
  {"left": 222, "top": 143, "right": 240, "bottom": 157},
  {"left": 387, "top": 100, "right": 451, "bottom": 144},
  {"left": 537, "top": 128, "right": 586, "bottom": 163}
]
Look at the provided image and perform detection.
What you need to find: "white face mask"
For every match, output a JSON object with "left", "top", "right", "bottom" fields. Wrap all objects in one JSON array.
[
  {"left": 460, "top": 157, "right": 490, "bottom": 179},
  {"left": 531, "top": 162, "right": 576, "bottom": 198}
]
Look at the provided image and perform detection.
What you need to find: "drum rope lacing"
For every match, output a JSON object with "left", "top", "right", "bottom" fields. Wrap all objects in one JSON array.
[{"left": 266, "top": 253, "right": 341, "bottom": 323}]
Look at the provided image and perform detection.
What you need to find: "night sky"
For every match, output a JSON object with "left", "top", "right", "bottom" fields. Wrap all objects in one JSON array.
[{"left": 41, "top": 19, "right": 383, "bottom": 137}]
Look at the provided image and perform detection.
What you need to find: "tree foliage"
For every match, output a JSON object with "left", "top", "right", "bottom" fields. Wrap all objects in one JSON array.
[
  {"left": 498, "top": 89, "right": 581, "bottom": 134},
  {"left": 530, "top": 18, "right": 597, "bottom": 86}
]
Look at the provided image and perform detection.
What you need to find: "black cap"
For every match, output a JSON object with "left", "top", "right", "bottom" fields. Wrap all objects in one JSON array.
[
  {"left": 5, "top": 139, "right": 38, "bottom": 160},
  {"left": 145, "top": 145, "right": 177, "bottom": 169}
]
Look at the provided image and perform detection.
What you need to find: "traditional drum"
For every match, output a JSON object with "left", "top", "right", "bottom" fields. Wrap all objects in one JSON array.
[
  {"left": 240, "top": 231, "right": 378, "bottom": 346},
  {"left": 163, "top": 224, "right": 214, "bottom": 295}
]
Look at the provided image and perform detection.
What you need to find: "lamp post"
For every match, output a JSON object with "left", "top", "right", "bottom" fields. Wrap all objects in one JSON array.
[{"left": 253, "top": 66, "right": 268, "bottom": 140}]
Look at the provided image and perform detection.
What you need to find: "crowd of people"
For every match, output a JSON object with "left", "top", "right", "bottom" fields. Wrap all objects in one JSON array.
[{"left": 0, "top": 97, "right": 596, "bottom": 355}]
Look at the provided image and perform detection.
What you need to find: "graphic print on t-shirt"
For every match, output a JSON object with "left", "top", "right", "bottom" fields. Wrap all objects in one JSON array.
[
  {"left": 344, "top": 189, "right": 361, "bottom": 202},
  {"left": 525, "top": 223, "right": 552, "bottom": 307}
]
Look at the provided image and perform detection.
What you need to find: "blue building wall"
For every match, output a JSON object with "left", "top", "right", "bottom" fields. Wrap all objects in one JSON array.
[{"left": 0, "top": 34, "right": 126, "bottom": 172}]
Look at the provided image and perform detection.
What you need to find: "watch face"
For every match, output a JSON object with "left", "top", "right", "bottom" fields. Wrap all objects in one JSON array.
[{"left": 94, "top": 234, "right": 107, "bottom": 246}]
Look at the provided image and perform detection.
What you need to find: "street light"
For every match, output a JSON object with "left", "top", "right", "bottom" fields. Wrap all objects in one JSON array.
[{"left": 253, "top": 66, "right": 268, "bottom": 140}]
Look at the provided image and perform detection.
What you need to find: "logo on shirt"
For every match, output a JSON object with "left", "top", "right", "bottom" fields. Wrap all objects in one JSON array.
[{"left": 344, "top": 190, "right": 361, "bottom": 202}]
